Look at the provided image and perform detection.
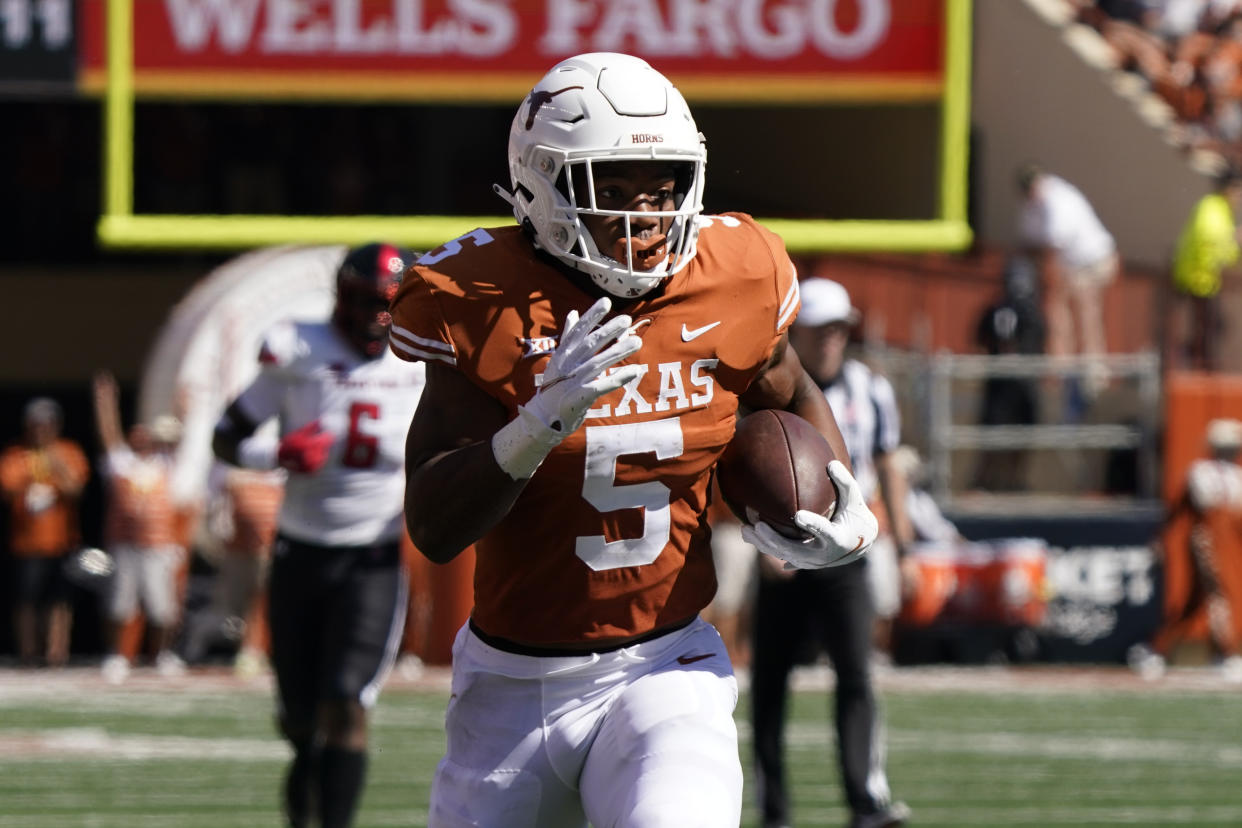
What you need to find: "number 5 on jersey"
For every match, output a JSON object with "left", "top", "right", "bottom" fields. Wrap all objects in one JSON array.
[{"left": 575, "top": 420, "right": 684, "bottom": 571}]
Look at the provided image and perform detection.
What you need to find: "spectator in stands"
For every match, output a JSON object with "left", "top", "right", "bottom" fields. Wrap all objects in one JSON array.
[
  {"left": 1171, "top": 167, "right": 1242, "bottom": 370},
  {"left": 1130, "top": 417, "right": 1242, "bottom": 682},
  {"left": 1016, "top": 163, "right": 1119, "bottom": 412},
  {"left": 892, "top": 445, "right": 967, "bottom": 547},
  {"left": 751, "top": 278, "right": 911, "bottom": 828},
  {"left": 1074, "top": 0, "right": 1172, "bottom": 83},
  {"left": 0, "top": 398, "right": 89, "bottom": 667},
  {"left": 972, "top": 255, "right": 1047, "bottom": 492},
  {"left": 92, "top": 371, "right": 189, "bottom": 683},
  {"left": 183, "top": 462, "right": 284, "bottom": 675},
  {"left": 1073, "top": 1, "right": 1242, "bottom": 160},
  {"left": 1194, "top": 17, "right": 1242, "bottom": 149}
]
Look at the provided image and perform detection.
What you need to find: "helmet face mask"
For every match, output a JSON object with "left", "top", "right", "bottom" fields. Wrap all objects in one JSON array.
[
  {"left": 333, "top": 243, "right": 415, "bottom": 358},
  {"left": 504, "top": 53, "right": 707, "bottom": 298},
  {"left": 568, "top": 158, "right": 694, "bottom": 276}
]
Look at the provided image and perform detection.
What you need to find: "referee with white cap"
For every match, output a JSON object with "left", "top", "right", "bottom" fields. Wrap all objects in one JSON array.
[{"left": 750, "top": 278, "right": 911, "bottom": 828}]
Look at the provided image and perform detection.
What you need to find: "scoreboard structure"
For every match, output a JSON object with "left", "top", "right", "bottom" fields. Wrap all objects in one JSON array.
[{"left": 90, "top": 0, "right": 973, "bottom": 253}]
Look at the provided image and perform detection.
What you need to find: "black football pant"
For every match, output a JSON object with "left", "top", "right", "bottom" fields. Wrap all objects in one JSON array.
[
  {"left": 268, "top": 535, "right": 406, "bottom": 728},
  {"left": 750, "top": 558, "right": 883, "bottom": 825},
  {"left": 268, "top": 534, "right": 407, "bottom": 828}
]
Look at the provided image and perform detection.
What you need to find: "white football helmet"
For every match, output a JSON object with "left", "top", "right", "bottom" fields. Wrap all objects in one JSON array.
[{"left": 498, "top": 52, "right": 707, "bottom": 298}]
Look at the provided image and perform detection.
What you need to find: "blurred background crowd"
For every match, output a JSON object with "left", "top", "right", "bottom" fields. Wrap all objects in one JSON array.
[{"left": 1073, "top": 0, "right": 1242, "bottom": 167}]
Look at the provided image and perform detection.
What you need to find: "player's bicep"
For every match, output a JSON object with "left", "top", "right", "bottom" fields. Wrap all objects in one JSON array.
[
  {"left": 405, "top": 361, "right": 508, "bottom": 473},
  {"left": 403, "top": 362, "right": 518, "bottom": 562},
  {"left": 740, "top": 334, "right": 799, "bottom": 411}
]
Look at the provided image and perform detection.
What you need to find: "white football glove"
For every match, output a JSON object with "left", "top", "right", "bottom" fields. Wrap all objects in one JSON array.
[
  {"left": 741, "top": 460, "right": 879, "bottom": 570},
  {"left": 493, "top": 296, "right": 644, "bottom": 479}
]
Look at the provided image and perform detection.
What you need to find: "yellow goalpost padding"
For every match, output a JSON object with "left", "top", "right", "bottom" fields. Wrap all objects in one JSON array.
[{"left": 97, "top": 0, "right": 973, "bottom": 254}]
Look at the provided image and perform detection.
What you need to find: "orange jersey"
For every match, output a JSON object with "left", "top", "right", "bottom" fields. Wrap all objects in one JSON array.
[
  {"left": 101, "top": 448, "right": 177, "bottom": 548},
  {"left": 390, "top": 214, "right": 800, "bottom": 645},
  {"left": 0, "top": 440, "right": 89, "bottom": 557},
  {"left": 225, "top": 469, "right": 285, "bottom": 556}
]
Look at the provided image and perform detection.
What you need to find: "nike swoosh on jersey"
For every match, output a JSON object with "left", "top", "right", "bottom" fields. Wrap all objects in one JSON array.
[
  {"left": 676, "top": 653, "right": 714, "bottom": 665},
  {"left": 850, "top": 536, "right": 866, "bottom": 554},
  {"left": 681, "top": 321, "right": 721, "bottom": 341}
]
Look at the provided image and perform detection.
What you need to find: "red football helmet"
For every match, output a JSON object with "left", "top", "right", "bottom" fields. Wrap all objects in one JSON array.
[{"left": 332, "top": 242, "right": 417, "bottom": 358}]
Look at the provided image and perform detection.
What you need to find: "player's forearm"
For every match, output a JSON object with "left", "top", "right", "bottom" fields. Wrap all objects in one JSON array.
[
  {"left": 787, "top": 371, "right": 850, "bottom": 471},
  {"left": 212, "top": 403, "right": 266, "bottom": 468},
  {"left": 91, "top": 373, "right": 126, "bottom": 452},
  {"left": 404, "top": 442, "right": 527, "bottom": 563},
  {"left": 212, "top": 429, "right": 243, "bottom": 467},
  {"left": 878, "top": 460, "right": 914, "bottom": 550},
  {"left": 93, "top": 400, "right": 124, "bottom": 452}
]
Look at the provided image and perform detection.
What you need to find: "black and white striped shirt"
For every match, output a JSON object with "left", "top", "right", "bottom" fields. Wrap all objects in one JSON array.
[{"left": 822, "top": 359, "right": 901, "bottom": 502}]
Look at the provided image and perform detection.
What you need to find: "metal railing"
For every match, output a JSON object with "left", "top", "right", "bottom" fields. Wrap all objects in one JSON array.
[{"left": 925, "top": 351, "right": 1162, "bottom": 514}]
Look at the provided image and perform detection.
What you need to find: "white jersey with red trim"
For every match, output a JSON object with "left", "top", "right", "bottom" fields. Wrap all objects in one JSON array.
[{"left": 237, "top": 320, "right": 425, "bottom": 547}]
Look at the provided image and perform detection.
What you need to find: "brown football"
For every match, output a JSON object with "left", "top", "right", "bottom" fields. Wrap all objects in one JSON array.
[{"left": 716, "top": 409, "right": 839, "bottom": 539}]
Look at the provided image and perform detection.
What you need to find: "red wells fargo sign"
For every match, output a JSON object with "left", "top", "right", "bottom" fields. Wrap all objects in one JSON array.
[{"left": 80, "top": 0, "right": 945, "bottom": 102}]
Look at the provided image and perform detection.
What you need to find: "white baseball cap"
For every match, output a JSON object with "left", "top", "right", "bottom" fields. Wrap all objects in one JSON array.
[
  {"left": 1207, "top": 418, "right": 1242, "bottom": 450},
  {"left": 24, "top": 397, "right": 62, "bottom": 425},
  {"left": 794, "top": 278, "right": 860, "bottom": 328}
]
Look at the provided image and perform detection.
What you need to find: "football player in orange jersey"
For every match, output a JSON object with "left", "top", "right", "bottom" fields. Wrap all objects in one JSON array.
[{"left": 389, "top": 53, "right": 879, "bottom": 827}]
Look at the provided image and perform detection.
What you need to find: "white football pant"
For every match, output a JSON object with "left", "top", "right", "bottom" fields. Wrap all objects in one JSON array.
[{"left": 429, "top": 616, "right": 742, "bottom": 828}]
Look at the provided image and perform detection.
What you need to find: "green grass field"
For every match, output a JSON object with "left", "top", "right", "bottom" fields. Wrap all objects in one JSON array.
[{"left": 1, "top": 665, "right": 1239, "bottom": 827}]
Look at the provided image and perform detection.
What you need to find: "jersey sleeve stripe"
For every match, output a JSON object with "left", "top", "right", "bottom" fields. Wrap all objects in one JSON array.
[
  {"left": 390, "top": 324, "right": 457, "bottom": 365},
  {"left": 391, "top": 324, "right": 454, "bottom": 354},
  {"left": 776, "top": 273, "right": 800, "bottom": 331},
  {"left": 389, "top": 336, "right": 458, "bottom": 366}
]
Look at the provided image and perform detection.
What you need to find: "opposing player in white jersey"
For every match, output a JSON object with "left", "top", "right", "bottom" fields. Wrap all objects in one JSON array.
[{"left": 213, "top": 243, "right": 425, "bottom": 828}]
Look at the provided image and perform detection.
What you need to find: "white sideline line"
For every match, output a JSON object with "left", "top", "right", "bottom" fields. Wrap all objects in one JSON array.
[
  {"left": 891, "top": 728, "right": 1242, "bottom": 767},
  {"left": 788, "top": 804, "right": 1242, "bottom": 826},
  {"left": 0, "top": 727, "right": 289, "bottom": 761},
  {"left": 736, "top": 723, "right": 1242, "bottom": 767},
  {"left": 0, "top": 664, "right": 1234, "bottom": 698}
]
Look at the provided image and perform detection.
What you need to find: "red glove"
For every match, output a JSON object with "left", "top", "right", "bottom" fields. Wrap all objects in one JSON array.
[{"left": 277, "top": 421, "right": 334, "bottom": 474}]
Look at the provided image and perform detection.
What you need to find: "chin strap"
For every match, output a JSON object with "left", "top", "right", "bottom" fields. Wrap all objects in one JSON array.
[
  {"left": 492, "top": 182, "right": 518, "bottom": 209},
  {"left": 494, "top": 183, "right": 543, "bottom": 247}
]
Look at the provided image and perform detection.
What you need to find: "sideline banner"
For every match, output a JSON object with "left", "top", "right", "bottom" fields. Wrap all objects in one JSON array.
[
  {"left": 895, "top": 510, "right": 1166, "bottom": 665},
  {"left": 78, "top": 0, "right": 945, "bottom": 101}
]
